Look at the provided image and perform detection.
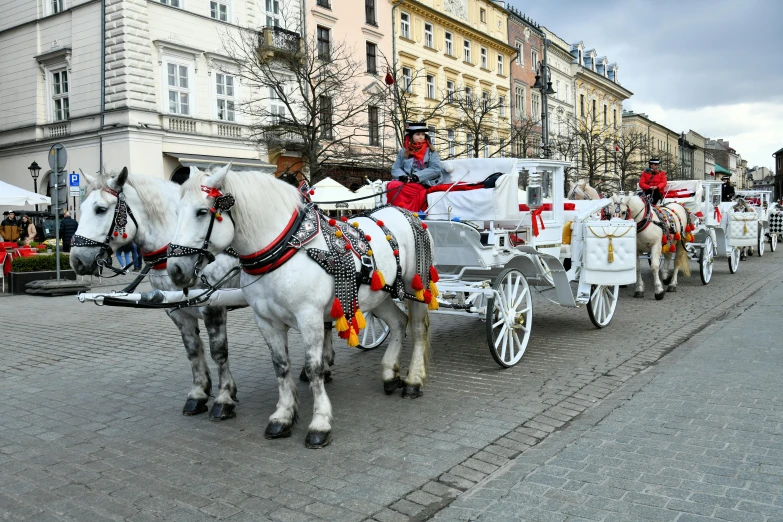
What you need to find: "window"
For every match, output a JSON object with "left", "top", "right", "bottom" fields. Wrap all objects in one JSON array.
[
  {"left": 515, "top": 42, "right": 523, "bottom": 65},
  {"left": 265, "top": 0, "right": 280, "bottom": 27},
  {"left": 445, "top": 32, "right": 453, "bottom": 56},
  {"left": 424, "top": 23, "right": 433, "bottom": 48},
  {"left": 466, "top": 133, "right": 474, "bottom": 157},
  {"left": 446, "top": 80, "right": 455, "bottom": 103},
  {"left": 210, "top": 1, "right": 228, "bottom": 21},
  {"left": 400, "top": 12, "right": 410, "bottom": 39},
  {"left": 464, "top": 40, "right": 471, "bottom": 63},
  {"left": 483, "top": 136, "right": 489, "bottom": 158},
  {"left": 52, "top": 69, "right": 69, "bottom": 121},
  {"left": 497, "top": 54, "right": 504, "bottom": 75},
  {"left": 215, "top": 73, "right": 235, "bottom": 121},
  {"left": 613, "top": 108, "right": 617, "bottom": 129},
  {"left": 515, "top": 86, "right": 524, "bottom": 118},
  {"left": 499, "top": 138, "right": 505, "bottom": 158},
  {"left": 269, "top": 87, "right": 287, "bottom": 124},
  {"left": 556, "top": 80, "right": 560, "bottom": 99},
  {"left": 531, "top": 49, "right": 538, "bottom": 69},
  {"left": 402, "top": 67, "right": 412, "bottom": 93},
  {"left": 480, "top": 47, "right": 487, "bottom": 69},
  {"left": 482, "top": 91, "right": 489, "bottom": 111},
  {"left": 368, "top": 106, "right": 379, "bottom": 145},
  {"left": 532, "top": 93, "right": 540, "bottom": 120},
  {"left": 565, "top": 85, "right": 569, "bottom": 104},
  {"left": 603, "top": 104, "right": 608, "bottom": 127},
  {"left": 499, "top": 95, "right": 505, "bottom": 117},
  {"left": 167, "top": 63, "right": 189, "bottom": 115},
  {"left": 428, "top": 126, "right": 437, "bottom": 146},
  {"left": 50, "top": 0, "right": 64, "bottom": 14},
  {"left": 365, "top": 0, "right": 376, "bottom": 25},
  {"left": 366, "top": 42, "right": 377, "bottom": 74},
  {"left": 448, "top": 129, "right": 455, "bottom": 158},
  {"left": 319, "top": 95, "right": 333, "bottom": 139},
  {"left": 160, "top": 0, "right": 180, "bottom": 6},
  {"left": 316, "top": 0, "right": 330, "bottom": 7},
  {"left": 592, "top": 99, "right": 596, "bottom": 121},
  {"left": 479, "top": 8, "right": 486, "bottom": 23},
  {"left": 465, "top": 86, "right": 473, "bottom": 108},
  {"left": 580, "top": 94, "right": 585, "bottom": 117},
  {"left": 317, "top": 26, "right": 331, "bottom": 61},
  {"left": 426, "top": 74, "right": 435, "bottom": 99}
]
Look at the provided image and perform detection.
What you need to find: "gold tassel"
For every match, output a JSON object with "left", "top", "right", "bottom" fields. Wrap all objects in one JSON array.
[
  {"left": 428, "top": 297, "right": 439, "bottom": 310},
  {"left": 347, "top": 327, "right": 359, "bottom": 347},
  {"left": 415, "top": 289, "right": 424, "bottom": 301},
  {"left": 429, "top": 280, "right": 439, "bottom": 297},
  {"left": 335, "top": 316, "right": 349, "bottom": 332},
  {"left": 355, "top": 309, "right": 367, "bottom": 329},
  {"left": 662, "top": 244, "right": 670, "bottom": 254},
  {"left": 744, "top": 223, "right": 748, "bottom": 235},
  {"left": 607, "top": 239, "right": 614, "bottom": 263},
  {"left": 561, "top": 221, "right": 573, "bottom": 245}
]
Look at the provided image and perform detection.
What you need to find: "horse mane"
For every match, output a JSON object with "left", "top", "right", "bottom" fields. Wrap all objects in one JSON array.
[
  {"left": 184, "top": 168, "right": 303, "bottom": 228},
  {"left": 87, "top": 171, "right": 176, "bottom": 227}
]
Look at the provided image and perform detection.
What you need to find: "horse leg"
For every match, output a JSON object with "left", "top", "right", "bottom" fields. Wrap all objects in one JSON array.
[
  {"left": 650, "top": 244, "right": 666, "bottom": 300},
  {"left": 402, "top": 301, "right": 430, "bottom": 399},
  {"left": 167, "top": 309, "right": 211, "bottom": 416},
  {"left": 201, "top": 306, "right": 237, "bottom": 421},
  {"left": 741, "top": 247, "right": 748, "bottom": 260},
  {"left": 255, "top": 320, "right": 298, "bottom": 440},
  {"left": 299, "top": 322, "right": 334, "bottom": 384},
  {"left": 372, "top": 298, "right": 408, "bottom": 395},
  {"left": 299, "top": 317, "right": 333, "bottom": 449},
  {"left": 634, "top": 254, "right": 645, "bottom": 298}
]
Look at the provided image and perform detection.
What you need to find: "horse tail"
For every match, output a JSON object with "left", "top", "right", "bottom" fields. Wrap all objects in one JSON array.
[{"left": 676, "top": 237, "right": 691, "bottom": 277}]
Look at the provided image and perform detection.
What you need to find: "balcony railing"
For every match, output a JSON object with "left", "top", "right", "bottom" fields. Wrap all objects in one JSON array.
[
  {"left": 258, "top": 26, "right": 302, "bottom": 61},
  {"left": 259, "top": 122, "right": 307, "bottom": 151}
]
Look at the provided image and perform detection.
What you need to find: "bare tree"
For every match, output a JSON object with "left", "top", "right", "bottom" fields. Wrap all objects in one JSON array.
[
  {"left": 448, "top": 88, "right": 510, "bottom": 158},
  {"left": 220, "top": 25, "right": 384, "bottom": 183},
  {"left": 615, "top": 126, "right": 648, "bottom": 191},
  {"left": 566, "top": 105, "right": 617, "bottom": 191},
  {"left": 508, "top": 115, "right": 540, "bottom": 159}
]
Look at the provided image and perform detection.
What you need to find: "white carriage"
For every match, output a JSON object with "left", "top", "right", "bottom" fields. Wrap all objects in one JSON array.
[
  {"left": 731, "top": 189, "right": 777, "bottom": 256},
  {"left": 660, "top": 180, "right": 742, "bottom": 282}
]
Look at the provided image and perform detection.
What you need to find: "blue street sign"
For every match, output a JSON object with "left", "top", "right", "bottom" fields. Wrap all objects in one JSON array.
[{"left": 69, "top": 173, "right": 80, "bottom": 186}]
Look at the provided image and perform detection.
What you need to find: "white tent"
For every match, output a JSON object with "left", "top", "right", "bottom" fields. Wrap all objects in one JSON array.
[
  {"left": 0, "top": 180, "right": 51, "bottom": 207},
  {"left": 310, "top": 177, "right": 356, "bottom": 210},
  {"left": 352, "top": 182, "right": 384, "bottom": 209}
]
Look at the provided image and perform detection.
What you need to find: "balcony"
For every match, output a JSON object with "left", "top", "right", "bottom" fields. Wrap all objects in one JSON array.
[
  {"left": 259, "top": 122, "right": 308, "bottom": 152},
  {"left": 258, "top": 26, "right": 302, "bottom": 62}
]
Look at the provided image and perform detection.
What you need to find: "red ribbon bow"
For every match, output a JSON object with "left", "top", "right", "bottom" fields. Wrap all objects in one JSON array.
[
  {"left": 201, "top": 186, "right": 223, "bottom": 199},
  {"left": 531, "top": 207, "right": 546, "bottom": 237},
  {"left": 714, "top": 206, "right": 722, "bottom": 222}
]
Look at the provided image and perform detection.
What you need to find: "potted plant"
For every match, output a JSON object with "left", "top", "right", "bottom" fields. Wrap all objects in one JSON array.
[{"left": 9, "top": 253, "right": 76, "bottom": 294}]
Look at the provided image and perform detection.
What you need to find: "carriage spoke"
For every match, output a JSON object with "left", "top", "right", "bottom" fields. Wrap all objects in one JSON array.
[
  {"left": 508, "top": 274, "right": 520, "bottom": 308},
  {"left": 494, "top": 324, "right": 508, "bottom": 349},
  {"left": 512, "top": 287, "right": 528, "bottom": 310},
  {"left": 492, "top": 316, "right": 505, "bottom": 328}
]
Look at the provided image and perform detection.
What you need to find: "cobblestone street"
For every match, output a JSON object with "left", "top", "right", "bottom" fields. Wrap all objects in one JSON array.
[{"left": 0, "top": 252, "right": 781, "bottom": 522}]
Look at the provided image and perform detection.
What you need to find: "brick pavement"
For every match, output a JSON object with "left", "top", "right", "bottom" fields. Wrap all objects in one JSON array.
[
  {"left": 0, "top": 253, "right": 781, "bottom": 521},
  {"left": 430, "top": 274, "right": 783, "bottom": 521}
]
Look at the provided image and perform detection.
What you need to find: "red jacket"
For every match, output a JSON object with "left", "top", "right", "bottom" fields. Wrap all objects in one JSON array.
[{"left": 639, "top": 169, "right": 667, "bottom": 192}]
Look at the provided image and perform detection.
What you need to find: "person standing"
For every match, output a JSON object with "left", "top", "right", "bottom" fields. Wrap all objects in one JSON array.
[
  {"left": 116, "top": 242, "right": 133, "bottom": 269},
  {"left": 0, "top": 211, "right": 20, "bottom": 242},
  {"left": 388, "top": 121, "right": 445, "bottom": 211},
  {"left": 638, "top": 158, "right": 668, "bottom": 204},
  {"left": 59, "top": 211, "right": 79, "bottom": 252},
  {"left": 18, "top": 215, "right": 37, "bottom": 246},
  {"left": 130, "top": 241, "right": 141, "bottom": 272},
  {"left": 721, "top": 175, "right": 736, "bottom": 202}
]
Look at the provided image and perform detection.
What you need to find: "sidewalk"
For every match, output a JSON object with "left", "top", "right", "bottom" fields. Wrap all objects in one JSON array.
[{"left": 431, "top": 280, "right": 783, "bottom": 521}]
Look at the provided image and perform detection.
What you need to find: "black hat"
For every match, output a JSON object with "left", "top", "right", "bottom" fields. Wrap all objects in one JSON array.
[
  {"left": 405, "top": 121, "right": 428, "bottom": 135},
  {"left": 721, "top": 175, "right": 731, "bottom": 181},
  {"left": 648, "top": 158, "right": 661, "bottom": 165}
]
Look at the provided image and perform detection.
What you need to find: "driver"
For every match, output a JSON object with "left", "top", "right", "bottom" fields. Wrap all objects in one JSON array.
[
  {"left": 638, "top": 158, "right": 667, "bottom": 204},
  {"left": 720, "top": 175, "right": 735, "bottom": 202},
  {"left": 388, "top": 121, "right": 445, "bottom": 211}
]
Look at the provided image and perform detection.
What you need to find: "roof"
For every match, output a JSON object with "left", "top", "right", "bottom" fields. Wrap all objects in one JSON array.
[
  {"left": 774, "top": 146, "right": 783, "bottom": 156},
  {"left": 164, "top": 152, "right": 275, "bottom": 172},
  {"left": 714, "top": 163, "right": 731, "bottom": 175}
]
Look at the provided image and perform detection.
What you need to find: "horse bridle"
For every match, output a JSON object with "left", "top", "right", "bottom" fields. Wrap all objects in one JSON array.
[
  {"left": 71, "top": 187, "right": 139, "bottom": 275},
  {"left": 167, "top": 186, "right": 236, "bottom": 278}
]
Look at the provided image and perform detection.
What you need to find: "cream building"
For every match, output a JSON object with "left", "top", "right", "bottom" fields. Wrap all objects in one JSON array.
[
  {"left": 623, "top": 111, "right": 680, "bottom": 178},
  {"left": 540, "top": 28, "right": 575, "bottom": 145},
  {"left": 0, "top": 0, "right": 301, "bottom": 215},
  {"left": 686, "top": 130, "right": 706, "bottom": 180},
  {"left": 393, "top": 0, "right": 517, "bottom": 158}
]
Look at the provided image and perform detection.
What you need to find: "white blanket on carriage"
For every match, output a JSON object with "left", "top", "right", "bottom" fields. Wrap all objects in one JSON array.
[{"left": 661, "top": 181, "right": 703, "bottom": 213}]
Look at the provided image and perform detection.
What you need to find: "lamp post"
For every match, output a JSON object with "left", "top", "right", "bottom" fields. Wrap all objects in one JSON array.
[
  {"left": 28, "top": 161, "right": 41, "bottom": 211},
  {"left": 533, "top": 39, "right": 556, "bottom": 158}
]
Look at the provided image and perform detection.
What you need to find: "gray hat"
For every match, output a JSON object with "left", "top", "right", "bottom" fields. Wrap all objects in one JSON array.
[{"left": 405, "top": 121, "right": 428, "bottom": 135}]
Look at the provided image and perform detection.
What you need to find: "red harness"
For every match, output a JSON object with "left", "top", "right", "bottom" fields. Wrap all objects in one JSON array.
[
  {"left": 239, "top": 209, "right": 303, "bottom": 275},
  {"left": 141, "top": 245, "right": 169, "bottom": 270}
]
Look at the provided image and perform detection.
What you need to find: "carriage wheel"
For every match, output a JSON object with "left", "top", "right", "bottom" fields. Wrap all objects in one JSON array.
[
  {"left": 486, "top": 268, "right": 532, "bottom": 368},
  {"left": 757, "top": 229, "right": 765, "bottom": 257},
  {"left": 357, "top": 312, "right": 390, "bottom": 350},
  {"left": 699, "top": 235, "right": 714, "bottom": 285},
  {"left": 587, "top": 285, "right": 618, "bottom": 328},
  {"left": 770, "top": 233, "right": 778, "bottom": 252},
  {"left": 728, "top": 247, "right": 740, "bottom": 274}
]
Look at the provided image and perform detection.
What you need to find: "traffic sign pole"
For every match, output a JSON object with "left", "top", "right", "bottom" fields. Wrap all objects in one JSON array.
[{"left": 49, "top": 143, "right": 68, "bottom": 281}]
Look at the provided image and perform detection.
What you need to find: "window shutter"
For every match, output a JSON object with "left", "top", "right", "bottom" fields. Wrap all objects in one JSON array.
[{"left": 413, "top": 18, "right": 422, "bottom": 44}]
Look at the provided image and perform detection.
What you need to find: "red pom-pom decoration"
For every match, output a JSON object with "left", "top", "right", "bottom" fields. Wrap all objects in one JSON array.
[
  {"left": 216, "top": 215, "right": 223, "bottom": 222},
  {"left": 376, "top": 220, "right": 384, "bottom": 227},
  {"left": 365, "top": 235, "right": 371, "bottom": 241},
  {"left": 422, "top": 223, "right": 428, "bottom": 229},
  {"left": 114, "top": 231, "right": 119, "bottom": 236},
  {"left": 340, "top": 216, "right": 348, "bottom": 222},
  {"left": 393, "top": 249, "right": 399, "bottom": 256},
  {"left": 423, "top": 289, "right": 433, "bottom": 303},
  {"left": 122, "top": 233, "right": 128, "bottom": 238},
  {"left": 309, "top": 190, "right": 315, "bottom": 195},
  {"left": 338, "top": 329, "right": 350, "bottom": 339},
  {"left": 429, "top": 266, "right": 439, "bottom": 283},
  {"left": 371, "top": 271, "right": 384, "bottom": 291},
  {"left": 345, "top": 244, "right": 351, "bottom": 251},
  {"left": 674, "top": 233, "right": 681, "bottom": 241},
  {"left": 351, "top": 317, "right": 360, "bottom": 332},
  {"left": 670, "top": 244, "right": 676, "bottom": 252},
  {"left": 412, "top": 273, "right": 424, "bottom": 291},
  {"left": 328, "top": 219, "right": 336, "bottom": 226},
  {"left": 330, "top": 298, "right": 344, "bottom": 319}
]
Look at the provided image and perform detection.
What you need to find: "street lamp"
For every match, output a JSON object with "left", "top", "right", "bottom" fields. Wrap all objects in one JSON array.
[
  {"left": 28, "top": 160, "right": 41, "bottom": 211},
  {"left": 533, "top": 39, "right": 556, "bottom": 158}
]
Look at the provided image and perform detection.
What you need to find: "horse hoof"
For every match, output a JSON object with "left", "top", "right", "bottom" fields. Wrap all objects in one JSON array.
[
  {"left": 299, "top": 367, "right": 309, "bottom": 382},
  {"left": 324, "top": 370, "right": 332, "bottom": 384},
  {"left": 383, "top": 377, "right": 403, "bottom": 395},
  {"left": 401, "top": 384, "right": 423, "bottom": 399},
  {"left": 182, "top": 398, "right": 208, "bottom": 416},
  {"left": 654, "top": 291, "right": 665, "bottom": 301},
  {"left": 209, "top": 402, "right": 236, "bottom": 421},
  {"left": 667, "top": 286, "right": 677, "bottom": 293},
  {"left": 264, "top": 421, "right": 294, "bottom": 439},
  {"left": 305, "top": 430, "right": 332, "bottom": 449},
  {"left": 662, "top": 277, "right": 672, "bottom": 285},
  {"left": 740, "top": 255, "right": 747, "bottom": 261},
  {"left": 633, "top": 291, "right": 645, "bottom": 298}
]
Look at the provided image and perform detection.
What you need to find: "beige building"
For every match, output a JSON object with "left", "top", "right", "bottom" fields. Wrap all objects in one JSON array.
[
  {"left": 686, "top": 130, "right": 707, "bottom": 180},
  {"left": 540, "top": 28, "right": 576, "bottom": 145},
  {"left": 623, "top": 111, "right": 680, "bottom": 178},
  {"left": 393, "top": 0, "right": 517, "bottom": 157}
]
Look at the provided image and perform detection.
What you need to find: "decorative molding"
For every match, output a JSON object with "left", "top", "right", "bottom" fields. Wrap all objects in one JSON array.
[
  {"left": 311, "top": 9, "right": 338, "bottom": 24},
  {"left": 361, "top": 26, "right": 385, "bottom": 40},
  {"left": 35, "top": 46, "right": 72, "bottom": 72},
  {"left": 153, "top": 40, "right": 205, "bottom": 71},
  {"left": 422, "top": 59, "right": 441, "bottom": 68}
]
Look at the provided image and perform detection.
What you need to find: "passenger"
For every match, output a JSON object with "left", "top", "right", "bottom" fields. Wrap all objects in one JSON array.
[
  {"left": 639, "top": 158, "right": 667, "bottom": 205},
  {"left": 388, "top": 121, "right": 445, "bottom": 212}
]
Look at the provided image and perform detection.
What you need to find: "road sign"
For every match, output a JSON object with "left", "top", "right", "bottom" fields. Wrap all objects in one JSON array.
[
  {"left": 68, "top": 172, "right": 80, "bottom": 195},
  {"left": 48, "top": 143, "right": 67, "bottom": 171}
]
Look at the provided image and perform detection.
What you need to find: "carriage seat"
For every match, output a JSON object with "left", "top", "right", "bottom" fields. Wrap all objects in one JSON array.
[{"left": 661, "top": 180, "right": 704, "bottom": 213}]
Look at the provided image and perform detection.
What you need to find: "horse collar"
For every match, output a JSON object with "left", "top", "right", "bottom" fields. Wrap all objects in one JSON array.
[{"left": 239, "top": 206, "right": 320, "bottom": 275}]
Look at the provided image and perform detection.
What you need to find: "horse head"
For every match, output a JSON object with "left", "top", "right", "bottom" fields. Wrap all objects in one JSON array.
[
  {"left": 168, "top": 164, "right": 236, "bottom": 288},
  {"left": 606, "top": 193, "right": 637, "bottom": 221}
]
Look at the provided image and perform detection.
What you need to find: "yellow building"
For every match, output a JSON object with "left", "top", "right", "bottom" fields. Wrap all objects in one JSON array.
[
  {"left": 623, "top": 111, "right": 681, "bottom": 178},
  {"left": 393, "top": 0, "right": 517, "bottom": 157}
]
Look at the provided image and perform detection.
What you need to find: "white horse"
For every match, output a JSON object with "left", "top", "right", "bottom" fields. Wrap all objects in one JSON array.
[
  {"left": 609, "top": 193, "right": 691, "bottom": 300},
  {"left": 567, "top": 179, "right": 601, "bottom": 200},
  {"left": 69, "top": 168, "right": 242, "bottom": 420},
  {"left": 167, "top": 165, "right": 434, "bottom": 448}
]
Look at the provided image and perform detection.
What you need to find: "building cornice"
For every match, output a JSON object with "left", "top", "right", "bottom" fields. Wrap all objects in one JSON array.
[
  {"left": 575, "top": 66, "right": 633, "bottom": 99},
  {"left": 623, "top": 113, "right": 678, "bottom": 137},
  {"left": 154, "top": 40, "right": 205, "bottom": 71}
]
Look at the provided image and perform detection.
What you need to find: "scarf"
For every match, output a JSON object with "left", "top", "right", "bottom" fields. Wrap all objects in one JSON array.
[{"left": 404, "top": 135, "right": 428, "bottom": 170}]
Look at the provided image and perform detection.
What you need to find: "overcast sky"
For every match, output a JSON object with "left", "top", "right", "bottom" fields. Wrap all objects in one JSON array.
[{"left": 509, "top": 0, "right": 783, "bottom": 170}]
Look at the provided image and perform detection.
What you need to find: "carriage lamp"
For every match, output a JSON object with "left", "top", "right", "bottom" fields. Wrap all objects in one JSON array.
[{"left": 29, "top": 160, "right": 41, "bottom": 211}]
